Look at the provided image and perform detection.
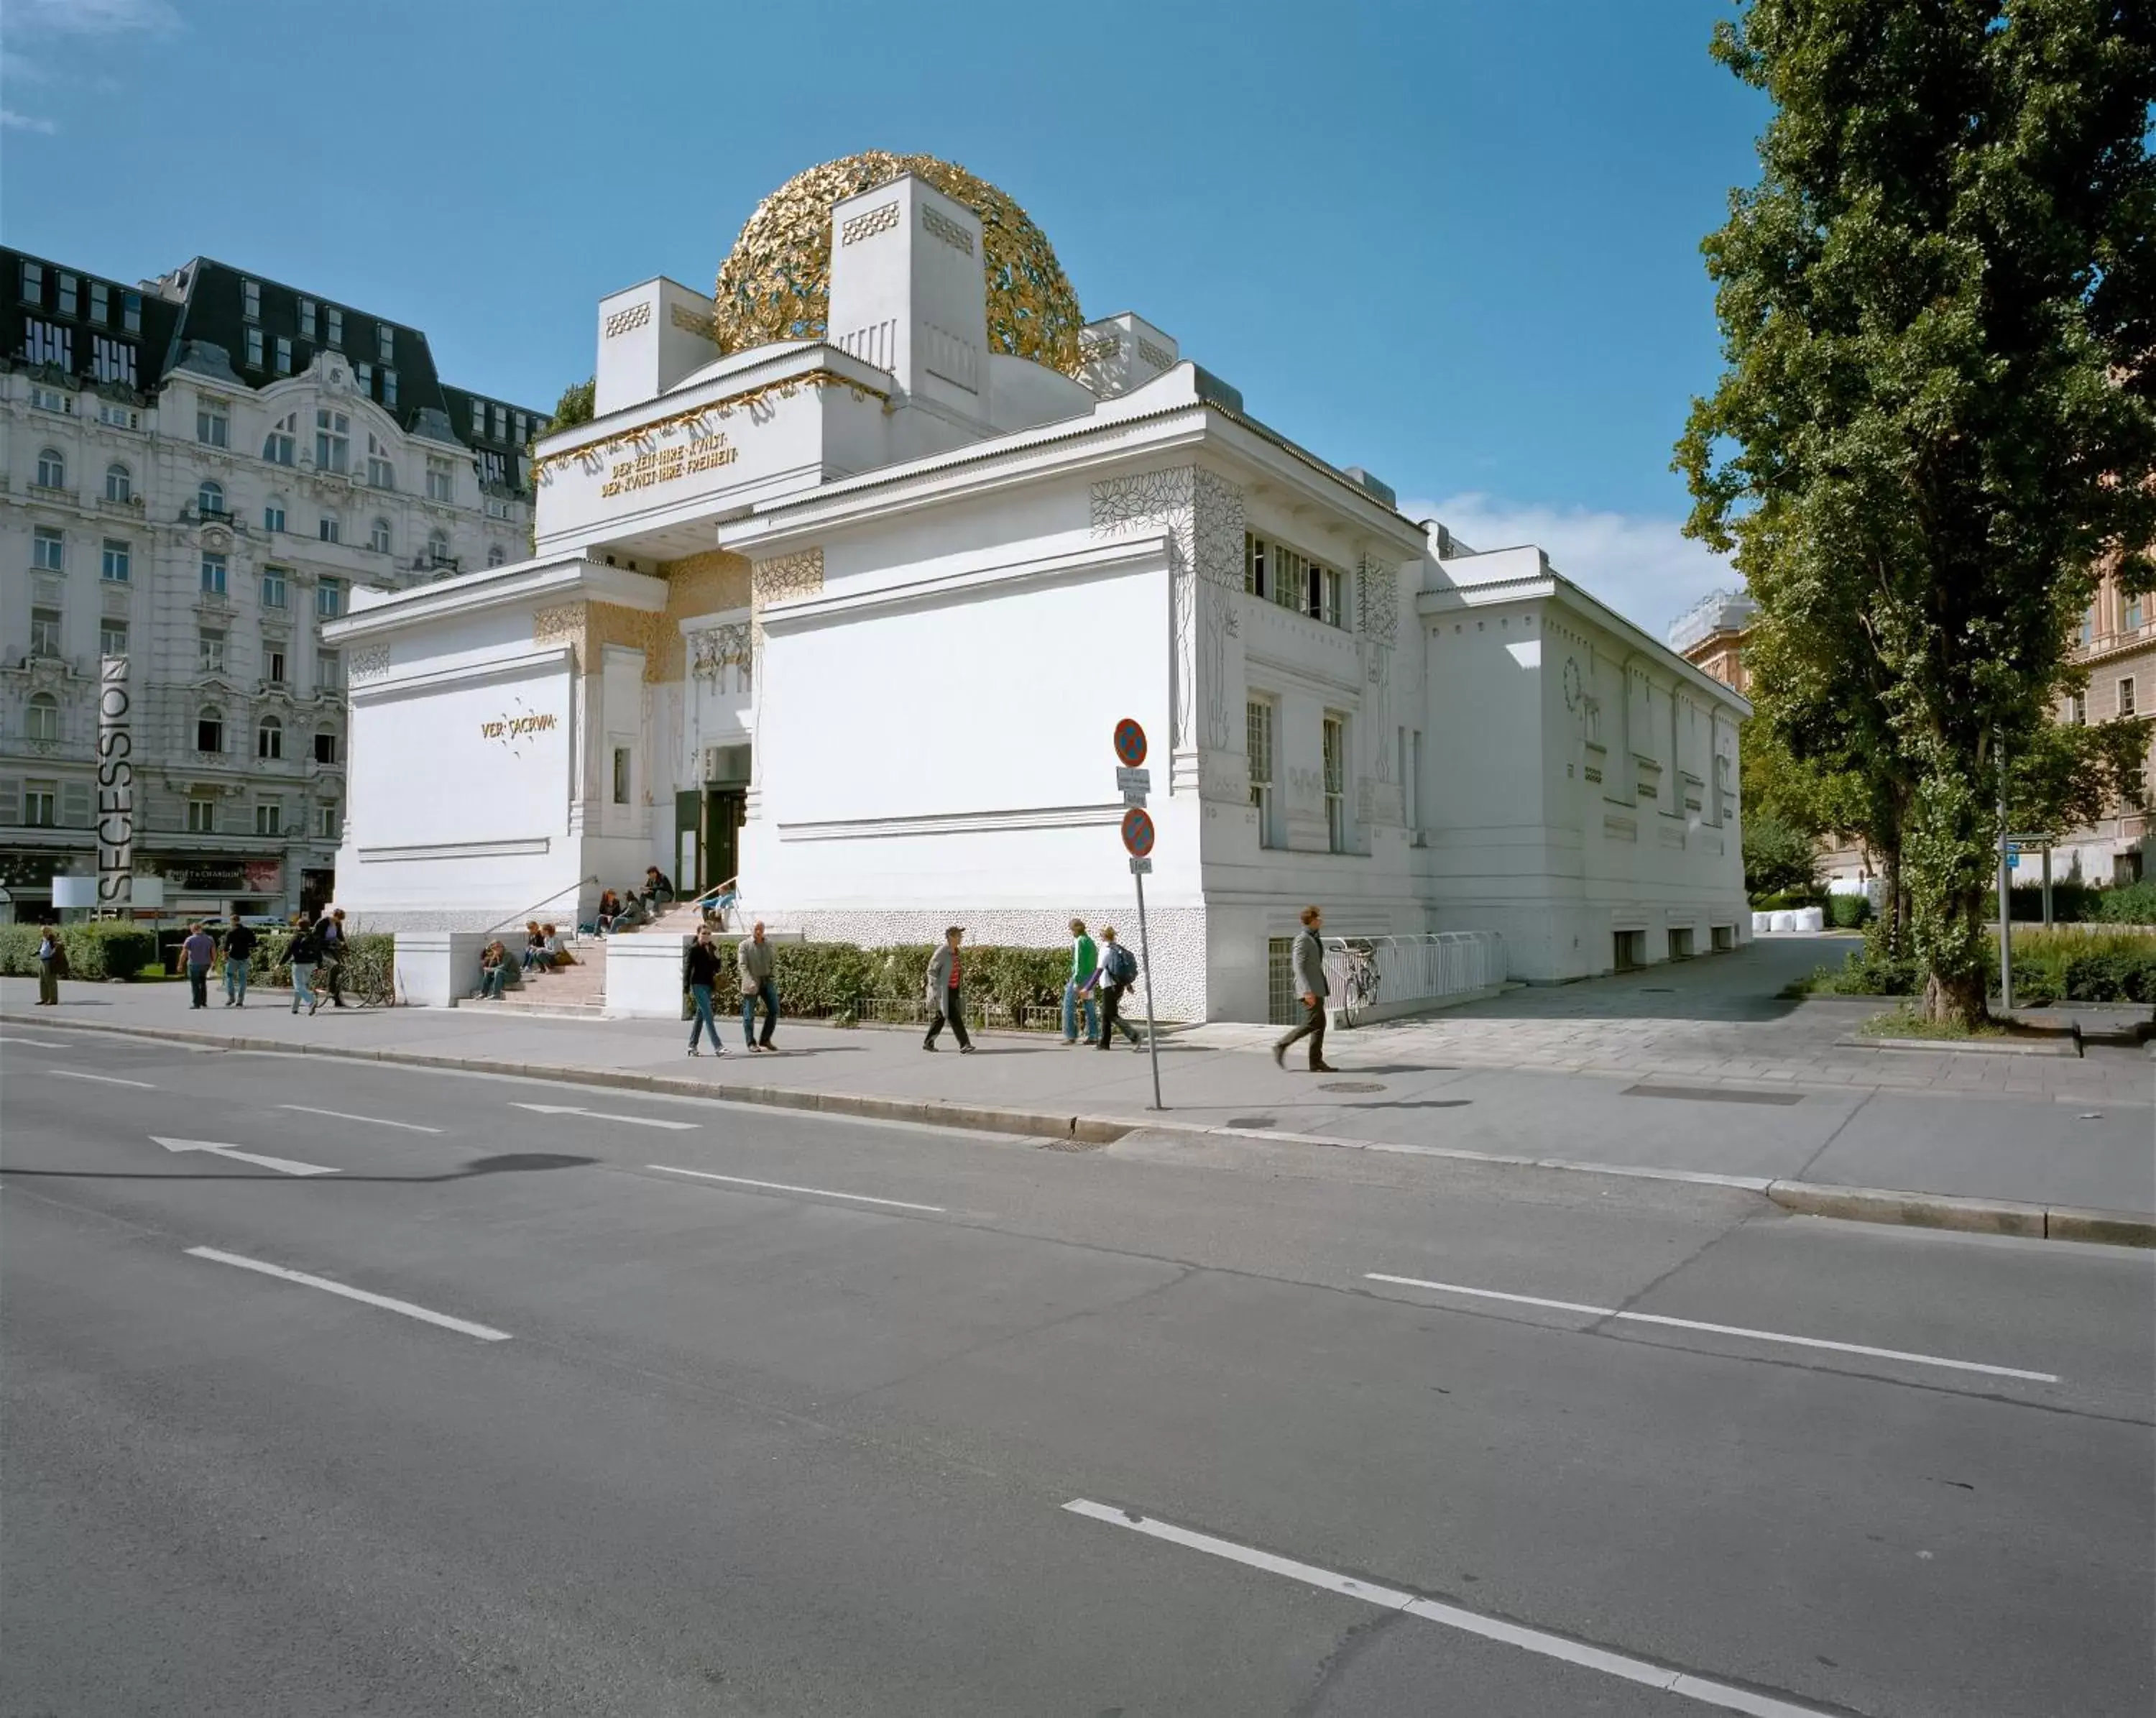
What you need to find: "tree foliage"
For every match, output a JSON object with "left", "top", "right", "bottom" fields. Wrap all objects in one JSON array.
[
  {"left": 546, "top": 377, "right": 596, "bottom": 435},
  {"left": 1677, "top": 0, "right": 2156, "bottom": 1023}
]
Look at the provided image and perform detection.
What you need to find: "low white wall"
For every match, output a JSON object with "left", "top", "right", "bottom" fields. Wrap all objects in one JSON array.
[
  {"left": 606, "top": 933, "right": 690, "bottom": 1019},
  {"left": 392, "top": 932, "right": 490, "bottom": 1009}
]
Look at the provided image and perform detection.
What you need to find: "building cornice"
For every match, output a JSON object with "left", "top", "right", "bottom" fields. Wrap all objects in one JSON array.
[{"left": 321, "top": 556, "right": 666, "bottom": 644}]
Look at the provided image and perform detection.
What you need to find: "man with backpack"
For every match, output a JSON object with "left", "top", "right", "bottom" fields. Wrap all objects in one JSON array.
[{"left": 1092, "top": 925, "right": 1146, "bottom": 1050}]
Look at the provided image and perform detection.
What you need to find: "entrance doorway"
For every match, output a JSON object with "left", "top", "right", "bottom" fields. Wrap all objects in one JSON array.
[{"left": 673, "top": 788, "right": 746, "bottom": 896}]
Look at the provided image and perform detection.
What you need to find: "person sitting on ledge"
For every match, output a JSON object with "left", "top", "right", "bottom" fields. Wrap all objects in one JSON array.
[
  {"left": 477, "top": 940, "right": 512, "bottom": 1000},
  {"left": 520, "top": 922, "right": 548, "bottom": 972},
  {"left": 612, "top": 891, "right": 648, "bottom": 932},
  {"left": 540, "top": 924, "right": 570, "bottom": 968}
]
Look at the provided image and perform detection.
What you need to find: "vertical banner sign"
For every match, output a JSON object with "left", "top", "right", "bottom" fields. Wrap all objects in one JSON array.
[{"left": 96, "top": 656, "right": 134, "bottom": 908}]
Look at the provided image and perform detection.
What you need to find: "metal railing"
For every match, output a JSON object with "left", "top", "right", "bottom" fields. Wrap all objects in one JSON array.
[
  {"left": 1322, "top": 932, "right": 1506, "bottom": 1026},
  {"left": 482, "top": 873, "right": 599, "bottom": 940}
]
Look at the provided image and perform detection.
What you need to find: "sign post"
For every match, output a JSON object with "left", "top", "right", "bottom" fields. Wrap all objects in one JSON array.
[{"left": 1114, "top": 720, "right": 1165, "bottom": 1111}]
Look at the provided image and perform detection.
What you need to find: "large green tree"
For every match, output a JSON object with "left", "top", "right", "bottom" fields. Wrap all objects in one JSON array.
[{"left": 1677, "top": 0, "right": 2155, "bottom": 1022}]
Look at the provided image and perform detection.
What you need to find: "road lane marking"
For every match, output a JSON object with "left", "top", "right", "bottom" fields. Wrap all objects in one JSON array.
[
  {"left": 155, "top": 1136, "right": 340, "bottom": 1177},
  {"left": 1364, "top": 1273, "right": 2058, "bottom": 1383},
  {"left": 279, "top": 1103, "right": 442, "bottom": 1134},
  {"left": 0, "top": 1035, "right": 68, "bottom": 1047},
  {"left": 1063, "top": 1499, "right": 1841, "bottom": 1718},
  {"left": 47, "top": 1069, "right": 154, "bottom": 1088},
  {"left": 647, "top": 1164, "right": 947, "bottom": 1213},
  {"left": 184, "top": 1247, "right": 511, "bottom": 1341},
  {"left": 512, "top": 1101, "right": 698, "bottom": 1131}
]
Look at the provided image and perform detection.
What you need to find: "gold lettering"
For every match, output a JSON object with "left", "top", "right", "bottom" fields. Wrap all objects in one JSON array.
[{"left": 599, "top": 433, "right": 737, "bottom": 497}]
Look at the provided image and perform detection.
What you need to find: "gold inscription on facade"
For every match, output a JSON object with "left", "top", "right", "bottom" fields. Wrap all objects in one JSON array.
[
  {"left": 601, "top": 433, "right": 740, "bottom": 497},
  {"left": 479, "top": 712, "right": 560, "bottom": 742}
]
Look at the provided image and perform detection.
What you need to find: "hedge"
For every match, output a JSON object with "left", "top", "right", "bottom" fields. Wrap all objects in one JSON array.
[
  {"left": 1804, "top": 927, "right": 2156, "bottom": 1005},
  {"left": 679, "top": 939, "right": 1074, "bottom": 1027},
  {"left": 1827, "top": 894, "right": 1871, "bottom": 929},
  {"left": 247, "top": 929, "right": 395, "bottom": 998},
  {"left": 2096, "top": 879, "right": 2156, "bottom": 925},
  {"left": 0, "top": 922, "right": 158, "bottom": 981}
]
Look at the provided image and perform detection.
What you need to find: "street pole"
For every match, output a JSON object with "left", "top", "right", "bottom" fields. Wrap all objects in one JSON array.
[
  {"left": 1996, "top": 731, "right": 2013, "bottom": 1014},
  {"left": 1133, "top": 865, "right": 1164, "bottom": 1111},
  {"left": 2042, "top": 843, "right": 2053, "bottom": 927}
]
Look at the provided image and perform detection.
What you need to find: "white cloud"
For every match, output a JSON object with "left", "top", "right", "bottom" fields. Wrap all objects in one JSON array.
[
  {"left": 7, "top": 0, "right": 178, "bottom": 32},
  {"left": 1400, "top": 490, "right": 1739, "bottom": 643},
  {"left": 0, "top": 108, "right": 58, "bottom": 134}
]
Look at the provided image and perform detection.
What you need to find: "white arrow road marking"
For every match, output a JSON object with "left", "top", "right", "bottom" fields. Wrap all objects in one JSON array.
[
  {"left": 279, "top": 1104, "right": 442, "bottom": 1134},
  {"left": 1363, "top": 1272, "right": 2058, "bottom": 1384},
  {"left": 648, "top": 1164, "right": 947, "bottom": 1213},
  {"left": 185, "top": 1247, "right": 511, "bottom": 1342},
  {"left": 1064, "top": 1499, "right": 1839, "bottom": 1718},
  {"left": 510, "top": 1101, "right": 697, "bottom": 1131},
  {"left": 49, "top": 1069, "right": 154, "bottom": 1088},
  {"left": 153, "top": 1136, "right": 341, "bottom": 1177}
]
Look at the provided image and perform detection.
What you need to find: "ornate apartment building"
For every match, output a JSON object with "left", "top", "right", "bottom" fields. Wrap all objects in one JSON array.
[{"left": 0, "top": 249, "right": 540, "bottom": 921}]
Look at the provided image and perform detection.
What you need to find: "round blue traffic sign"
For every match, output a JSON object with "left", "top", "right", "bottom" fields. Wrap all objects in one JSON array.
[
  {"left": 1113, "top": 718, "right": 1148, "bottom": 769},
  {"left": 1120, "top": 807, "right": 1156, "bottom": 859}
]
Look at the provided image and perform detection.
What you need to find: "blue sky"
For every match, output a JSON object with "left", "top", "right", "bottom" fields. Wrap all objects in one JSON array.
[{"left": 1, "top": 0, "right": 1766, "bottom": 633}]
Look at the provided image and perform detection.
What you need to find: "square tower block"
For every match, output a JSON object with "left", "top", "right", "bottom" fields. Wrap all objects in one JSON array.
[{"left": 826, "top": 174, "right": 989, "bottom": 421}]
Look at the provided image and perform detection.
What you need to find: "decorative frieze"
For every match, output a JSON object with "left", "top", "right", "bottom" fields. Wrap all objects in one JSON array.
[
  {"left": 839, "top": 201, "right": 900, "bottom": 245},
  {"left": 691, "top": 622, "right": 752, "bottom": 681},
  {"left": 752, "top": 548, "right": 824, "bottom": 607},
  {"left": 669, "top": 303, "right": 718, "bottom": 342},
  {"left": 921, "top": 205, "right": 975, "bottom": 255},
  {"left": 602, "top": 302, "right": 653, "bottom": 339},
  {"left": 348, "top": 643, "right": 391, "bottom": 684}
]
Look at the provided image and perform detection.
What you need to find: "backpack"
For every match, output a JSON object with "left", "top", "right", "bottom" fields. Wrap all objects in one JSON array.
[{"left": 1103, "top": 942, "right": 1138, "bottom": 986}]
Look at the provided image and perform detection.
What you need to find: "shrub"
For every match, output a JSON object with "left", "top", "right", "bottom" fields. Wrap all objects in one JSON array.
[
  {"left": 1981, "top": 883, "right": 2103, "bottom": 923},
  {"left": 1750, "top": 889, "right": 1830, "bottom": 912},
  {"left": 2062, "top": 949, "right": 2156, "bottom": 1003},
  {"left": 0, "top": 925, "right": 41, "bottom": 976},
  {"left": 2096, "top": 879, "right": 2156, "bottom": 925},
  {"left": 703, "top": 937, "right": 1072, "bottom": 1026},
  {"left": 1827, "top": 894, "right": 1871, "bottom": 929},
  {"left": 0, "top": 922, "right": 157, "bottom": 980},
  {"left": 251, "top": 929, "right": 395, "bottom": 998}
]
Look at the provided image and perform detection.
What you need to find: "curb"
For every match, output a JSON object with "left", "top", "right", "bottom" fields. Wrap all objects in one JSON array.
[
  {"left": 1838, "top": 1034, "right": 2080, "bottom": 1059},
  {"left": 7, "top": 1009, "right": 2150, "bottom": 1249}
]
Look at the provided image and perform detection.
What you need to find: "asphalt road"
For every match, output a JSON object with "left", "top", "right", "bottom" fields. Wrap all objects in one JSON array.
[{"left": 3, "top": 1024, "right": 2150, "bottom": 1717}]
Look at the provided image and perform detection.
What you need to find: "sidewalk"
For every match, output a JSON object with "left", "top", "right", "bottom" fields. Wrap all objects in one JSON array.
[{"left": 6, "top": 945, "right": 2150, "bottom": 1237}]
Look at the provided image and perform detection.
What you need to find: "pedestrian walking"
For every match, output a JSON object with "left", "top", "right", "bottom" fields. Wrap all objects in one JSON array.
[
  {"left": 34, "top": 921, "right": 61, "bottom": 1006},
  {"left": 1061, "top": 917, "right": 1100, "bottom": 1047},
  {"left": 1092, "top": 924, "right": 1146, "bottom": 1049},
  {"left": 683, "top": 924, "right": 727, "bottom": 1056},
  {"left": 287, "top": 917, "right": 323, "bottom": 1016},
  {"left": 223, "top": 912, "right": 257, "bottom": 1007},
  {"left": 922, "top": 925, "right": 974, "bottom": 1052},
  {"left": 315, "top": 907, "right": 349, "bottom": 1008},
  {"left": 180, "top": 921, "right": 216, "bottom": 1009},
  {"left": 737, "top": 920, "right": 780, "bottom": 1052},
  {"left": 1272, "top": 904, "right": 1336, "bottom": 1072}
]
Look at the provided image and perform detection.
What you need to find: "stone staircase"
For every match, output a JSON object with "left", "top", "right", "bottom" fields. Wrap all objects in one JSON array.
[{"left": 464, "top": 934, "right": 609, "bottom": 1018}]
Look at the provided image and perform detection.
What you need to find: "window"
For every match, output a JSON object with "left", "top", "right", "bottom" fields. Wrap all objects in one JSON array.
[
  {"left": 275, "top": 336, "right": 292, "bottom": 375},
  {"left": 427, "top": 529, "right": 451, "bottom": 567},
  {"left": 100, "top": 618, "right": 128, "bottom": 658},
  {"left": 188, "top": 798, "right": 216, "bottom": 834},
  {"left": 261, "top": 568, "right": 288, "bottom": 610},
  {"left": 88, "top": 281, "right": 109, "bottom": 324},
  {"left": 32, "top": 526, "right": 64, "bottom": 571},
  {"left": 481, "top": 454, "right": 509, "bottom": 490},
  {"left": 512, "top": 411, "right": 528, "bottom": 444},
  {"left": 313, "top": 730, "right": 338, "bottom": 765},
  {"left": 316, "top": 578, "right": 344, "bottom": 618},
  {"left": 122, "top": 290, "right": 140, "bottom": 334},
  {"left": 317, "top": 651, "right": 341, "bottom": 690},
  {"left": 325, "top": 306, "right": 344, "bottom": 349},
  {"left": 196, "top": 707, "right": 224, "bottom": 752},
  {"left": 1322, "top": 713, "right": 1347, "bottom": 853},
  {"left": 426, "top": 455, "right": 456, "bottom": 502},
  {"left": 197, "top": 397, "right": 229, "bottom": 447},
  {"left": 267, "top": 648, "right": 287, "bottom": 685},
  {"left": 29, "top": 606, "right": 62, "bottom": 656},
  {"left": 2122, "top": 677, "right": 2139, "bottom": 718},
  {"left": 315, "top": 409, "right": 349, "bottom": 472},
  {"left": 1244, "top": 532, "right": 1345, "bottom": 628},
  {"left": 35, "top": 446, "right": 65, "bottom": 489},
  {"left": 263, "top": 497, "right": 286, "bottom": 533},
  {"left": 242, "top": 278, "right": 260, "bottom": 321},
  {"left": 104, "top": 461, "right": 132, "bottom": 502},
  {"left": 101, "top": 539, "right": 130, "bottom": 582},
  {"left": 2081, "top": 607, "right": 2095, "bottom": 648},
  {"left": 97, "top": 400, "right": 138, "bottom": 429},
  {"left": 263, "top": 413, "right": 297, "bottom": 465},
  {"left": 613, "top": 747, "right": 632, "bottom": 804},
  {"left": 469, "top": 400, "right": 489, "bottom": 441},
  {"left": 245, "top": 327, "right": 264, "bottom": 368},
  {"left": 318, "top": 801, "right": 340, "bottom": 840},
  {"left": 299, "top": 297, "right": 316, "bottom": 341},
  {"left": 492, "top": 404, "right": 507, "bottom": 442},
  {"left": 25, "top": 694, "right": 59, "bottom": 743},
  {"left": 369, "top": 518, "right": 392, "bottom": 554},
  {"left": 365, "top": 435, "right": 394, "bottom": 490},
  {"left": 29, "top": 383, "right": 69, "bottom": 415},
  {"left": 1247, "top": 698, "right": 1276, "bottom": 846},
  {"left": 2067, "top": 692, "right": 2087, "bottom": 726},
  {"left": 56, "top": 272, "right": 77, "bottom": 316},
  {"left": 382, "top": 369, "right": 397, "bottom": 409},
  {"left": 254, "top": 801, "right": 282, "bottom": 836},
  {"left": 197, "top": 478, "right": 226, "bottom": 518},
  {"left": 318, "top": 514, "right": 341, "bottom": 544},
  {"left": 376, "top": 323, "right": 395, "bottom": 364},
  {"left": 19, "top": 259, "right": 40, "bottom": 302},
  {"left": 24, "top": 781, "right": 57, "bottom": 828},
  {"left": 487, "top": 545, "right": 507, "bottom": 567},
  {"left": 355, "top": 362, "right": 373, "bottom": 395},
  {"left": 22, "top": 318, "right": 70, "bottom": 367},
  {"left": 198, "top": 630, "right": 226, "bottom": 674},
  {"left": 91, "top": 334, "right": 136, "bottom": 386},
  {"left": 2129, "top": 597, "right": 2145, "bottom": 633},
  {"left": 257, "top": 716, "right": 283, "bottom": 760},
  {"left": 1317, "top": 566, "right": 1344, "bottom": 629}
]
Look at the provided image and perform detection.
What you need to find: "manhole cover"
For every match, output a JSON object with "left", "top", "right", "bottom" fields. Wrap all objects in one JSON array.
[
  {"left": 1319, "top": 1080, "right": 1386, "bottom": 1094},
  {"left": 1638, "top": 987, "right": 1677, "bottom": 993},
  {"left": 1225, "top": 1116, "right": 1279, "bottom": 1130},
  {"left": 1038, "top": 1137, "right": 1106, "bottom": 1152}
]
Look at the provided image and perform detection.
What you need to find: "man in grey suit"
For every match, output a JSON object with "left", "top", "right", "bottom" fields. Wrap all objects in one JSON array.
[{"left": 1273, "top": 904, "right": 1336, "bottom": 1072}]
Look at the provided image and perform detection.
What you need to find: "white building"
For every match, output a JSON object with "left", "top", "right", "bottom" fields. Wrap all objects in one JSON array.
[
  {"left": 328, "top": 155, "right": 1749, "bottom": 1019},
  {"left": 0, "top": 249, "right": 539, "bottom": 922}
]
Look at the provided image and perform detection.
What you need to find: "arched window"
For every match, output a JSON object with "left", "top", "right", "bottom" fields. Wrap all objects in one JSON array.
[
  {"left": 263, "top": 413, "right": 297, "bottom": 466},
  {"left": 365, "top": 434, "right": 394, "bottom": 490},
  {"left": 427, "top": 528, "right": 450, "bottom": 566},
  {"left": 257, "top": 715, "right": 283, "bottom": 761},
  {"left": 105, "top": 461, "right": 132, "bottom": 503},
  {"left": 369, "top": 517, "right": 392, "bottom": 554},
  {"left": 36, "top": 447, "right": 64, "bottom": 490},
  {"left": 264, "top": 495, "right": 287, "bottom": 533},
  {"left": 195, "top": 707, "right": 224, "bottom": 754},
  {"left": 197, "top": 479, "right": 224, "bottom": 518},
  {"left": 487, "top": 545, "right": 506, "bottom": 567},
  {"left": 25, "top": 693, "right": 59, "bottom": 744}
]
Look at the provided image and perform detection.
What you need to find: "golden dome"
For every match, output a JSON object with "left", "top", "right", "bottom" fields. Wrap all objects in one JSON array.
[{"left": 712, "top": 152, "right": 1085, "bottom": 378}]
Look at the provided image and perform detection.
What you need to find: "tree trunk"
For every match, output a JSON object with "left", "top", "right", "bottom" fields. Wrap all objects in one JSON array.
[{"left": 1922, "top": 966, "right": 1986, "bottom": 1027}]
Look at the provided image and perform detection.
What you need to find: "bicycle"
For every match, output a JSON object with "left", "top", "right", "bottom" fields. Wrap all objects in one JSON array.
[{"left": 1339, "top": 943, "right": 1381, "bottom": 1027}]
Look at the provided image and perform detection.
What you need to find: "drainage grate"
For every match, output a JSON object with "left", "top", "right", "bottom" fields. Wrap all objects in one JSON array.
[
  {"left": 1038, "top": 1136, "right": 1107, "bottom": 1152},
  {"left": 1621, "top": 1083, "right": 1803, "bottom": 1107},
  {"left": 1319, "top": 1080, "right": 1387, "bottom": 1094},
  {"left": 1225, "top": 1116, "right": 1279, "bottom": 1130}
]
